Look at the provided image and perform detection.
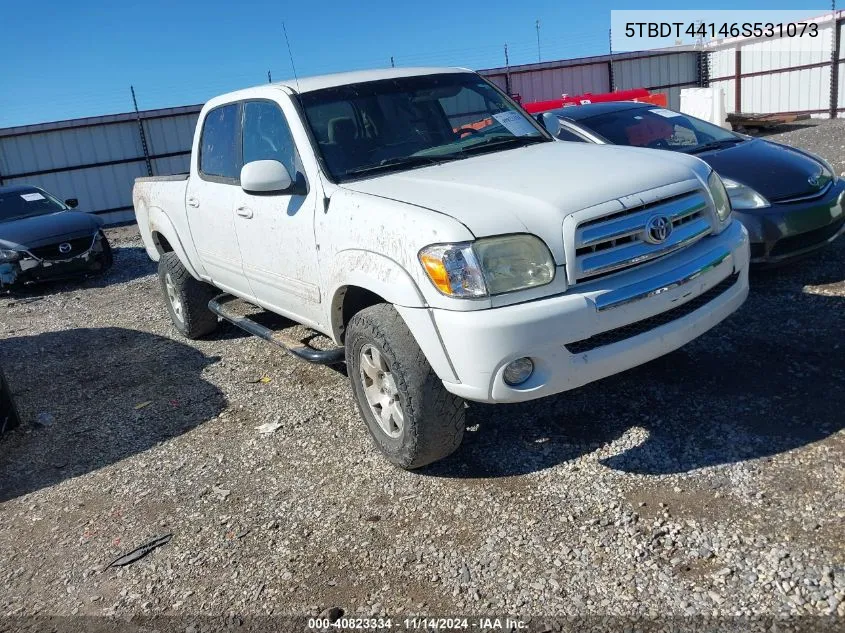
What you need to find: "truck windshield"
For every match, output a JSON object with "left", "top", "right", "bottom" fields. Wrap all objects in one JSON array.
[
  {"left": 0, "top": 187, "right": 67, "bottom": 223},
  {"left": 298, "top": 72, "right": 550, "bottom": 181}
]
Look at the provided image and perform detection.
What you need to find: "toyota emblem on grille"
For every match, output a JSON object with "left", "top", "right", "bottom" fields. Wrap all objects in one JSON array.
[
  {"left": 645, "top": 215, "right": 673, "bottom": 244},
  {"left": 58, "top": 242, "right": 72, "bottom": 254}
]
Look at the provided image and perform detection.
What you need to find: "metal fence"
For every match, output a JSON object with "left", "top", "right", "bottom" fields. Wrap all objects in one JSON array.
[
  {"left": 480, "top": 47, "right": 703, "bottom": 112},
  {"left": 705, "top": 11, "right": 844, "bottom": 118},
  {"left": 0, "top": 106, "right": 200, "bottom": 226}
]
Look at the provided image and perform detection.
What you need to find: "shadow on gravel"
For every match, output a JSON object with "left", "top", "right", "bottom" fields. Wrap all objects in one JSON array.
[
  {"left": 5, "top": 245, "right": 154, "bottom": 300},
  {"left": 0, "top": 327, "right": 224, "bottom": 502},
  {"left": 425, "top": 242, "right": 845, "bottom": 478}
]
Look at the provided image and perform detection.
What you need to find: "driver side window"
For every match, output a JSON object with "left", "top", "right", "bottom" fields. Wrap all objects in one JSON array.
[{"left": 242, "top": 101, "right": 301, "bottom": 179}]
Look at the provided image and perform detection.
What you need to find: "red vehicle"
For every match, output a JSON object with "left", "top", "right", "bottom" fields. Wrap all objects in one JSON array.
[{"left": 521, "top": 88, "right": 667, "bottom": 114}]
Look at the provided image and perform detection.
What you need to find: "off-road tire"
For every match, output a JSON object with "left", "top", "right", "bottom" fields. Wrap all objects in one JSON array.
[
  {"left": 345, "top": 303, "right": 465, "bottom": 469},
  {"left": 157, "top": 251, "right": 218, "bottom": 339}
]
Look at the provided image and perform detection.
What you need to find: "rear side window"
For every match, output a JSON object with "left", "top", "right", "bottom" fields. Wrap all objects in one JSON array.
[
  {"left": 556, "top": 126, "right": 589, "bottom": 143},
  {"left": 200, "top": 104, "right": 240, "bottom": 180},
  {"left": 242, "top": 101, "right": 301, "bottom": 179}
]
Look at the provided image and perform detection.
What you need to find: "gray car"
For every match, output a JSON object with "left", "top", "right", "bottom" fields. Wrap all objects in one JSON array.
[{"left": 0, "top": 184, "right": 112, "bottom": 289}]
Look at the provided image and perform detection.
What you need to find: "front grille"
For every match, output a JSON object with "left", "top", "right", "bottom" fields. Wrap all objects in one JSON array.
[
  {"left": 29, "top": 235, "right": 95, "bottom": 261},
  {"left": 769, "top": 180, "right": 832, "bottom": 204},
  {"left": 565, "top": 272, "right": 740, "bottom": 354},
  {"left": 769, "top": 217, "right": 845, "bottom": 258},
  {"left": 573, "top": 190, "right": 712, "bottom": 282}
]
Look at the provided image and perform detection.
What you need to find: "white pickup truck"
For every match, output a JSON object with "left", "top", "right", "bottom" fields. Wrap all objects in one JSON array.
[{"left": 133, "top": 67, "right": 749, "bottom": 469}]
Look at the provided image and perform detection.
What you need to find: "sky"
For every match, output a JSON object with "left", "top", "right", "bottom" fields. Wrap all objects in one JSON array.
[{"left": 0, "top": 0, "right": 826, "bottom": 128}]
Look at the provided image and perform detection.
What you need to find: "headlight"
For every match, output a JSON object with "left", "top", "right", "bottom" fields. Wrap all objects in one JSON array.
[
  {"left": 419, "top": 235, "right": 555, "bottom": 297},
  {"left": 0, "top": 249, "right": 21, "bottom": 263},
  {"left": 817, "top": 157, "right": 838, "bottom": 182},
  {"left": 707, "top": 171, "right": 733, "bottom": 221},
  {"left": 721, "top": 177, "right": 770, "bottom": 210}
]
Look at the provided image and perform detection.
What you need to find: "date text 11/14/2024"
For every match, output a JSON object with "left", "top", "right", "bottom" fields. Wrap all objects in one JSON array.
[{"left": 307, "top": 617, "right": 528, "bottom": 630}]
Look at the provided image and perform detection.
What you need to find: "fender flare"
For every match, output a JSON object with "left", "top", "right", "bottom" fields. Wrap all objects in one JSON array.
[
  {"left": 147, "top": 207, "right": 204, "bottom": 280},
  {"left": 327, "top": 249, "right": 426, "bottom": 338}
]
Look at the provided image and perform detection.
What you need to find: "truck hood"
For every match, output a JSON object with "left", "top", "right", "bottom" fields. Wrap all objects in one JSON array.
[{"left": 340, "top": 141, "right": 708, "bottom": 263}]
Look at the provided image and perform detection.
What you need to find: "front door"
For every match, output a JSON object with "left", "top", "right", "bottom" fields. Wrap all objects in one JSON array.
[
  {"left": 185, "top": 102, "right": 252, "bottom": 297},
  {"left": 233, "top": 99, "right": 322, "bottom": 327}
]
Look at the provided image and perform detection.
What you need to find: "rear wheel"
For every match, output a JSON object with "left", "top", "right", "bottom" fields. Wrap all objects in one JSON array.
[
  {"left": 157, "top": 252, "right": 218, "bottom": 339},
  {"left": 345, "top": 303, "right": 465, "bottom": 469}
]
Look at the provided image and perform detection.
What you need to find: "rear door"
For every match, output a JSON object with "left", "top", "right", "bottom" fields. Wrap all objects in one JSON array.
[
  {"left": 185, "top": 103, "right": 252, "bottom": 297},
  {"left": 232, "top": 98, "right": 322, "bottom": 325}
]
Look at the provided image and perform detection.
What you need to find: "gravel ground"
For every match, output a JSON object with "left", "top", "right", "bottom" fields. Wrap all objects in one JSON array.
[{"left": 1, "top": 121, "right": 844, "bottom": 631}]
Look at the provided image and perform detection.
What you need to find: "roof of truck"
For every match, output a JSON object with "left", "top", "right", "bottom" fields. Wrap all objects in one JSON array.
[{"left": 273, "top": 67, "right": 473, "bottom": 93}]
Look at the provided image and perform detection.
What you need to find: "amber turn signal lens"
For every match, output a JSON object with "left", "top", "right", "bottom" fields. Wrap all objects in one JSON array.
[{"left": 420, "top": 254, "right": 452, "bottom": 295}]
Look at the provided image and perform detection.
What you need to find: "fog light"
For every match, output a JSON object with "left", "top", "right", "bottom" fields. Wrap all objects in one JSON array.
[{"left": 503, "top": 357, "right": 534, "bottom": 386}]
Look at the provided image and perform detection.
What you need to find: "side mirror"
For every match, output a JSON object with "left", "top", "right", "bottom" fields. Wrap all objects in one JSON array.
[
  {"left": 540, "top": 112, "right": 561, "bottom": 138},
  {"left": 65, "top": 198, "right": 79, "bottom": 209},
  {"left": 240, "top": 160, "right": 292, "bottom": 194}
]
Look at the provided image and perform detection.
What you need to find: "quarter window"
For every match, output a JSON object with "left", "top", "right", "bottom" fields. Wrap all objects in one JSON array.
[
  {"left": 242, "top": 101, "right": 300, "bottom": 179},
  {"left": 200, "top": 104, "right": 240, "bottom": 180}
]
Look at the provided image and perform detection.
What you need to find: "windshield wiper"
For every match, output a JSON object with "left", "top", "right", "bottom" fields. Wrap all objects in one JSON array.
[
  {"left": 685, "top": 138, "right": 743, "bottom": 154},
  {"left": 343, "top": 154, "right": 463, "bottom": 177},
  {"left": 459, "top": 135, "right": 548, "bottom": 155}
]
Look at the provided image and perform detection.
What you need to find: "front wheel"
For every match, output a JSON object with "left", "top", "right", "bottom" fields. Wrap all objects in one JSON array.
[
  {"left": 345, "top": 304, "right": 465, "bottom": 469},
  {"left": 157, "top": 252, "right": 218, "bottom": 339}
]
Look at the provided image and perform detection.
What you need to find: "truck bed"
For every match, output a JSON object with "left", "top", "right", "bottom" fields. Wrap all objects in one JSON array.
[
  {"left": 135, "top": 174, "right": 189, "bottom": 183},
  {"left": 132, "top": 174, "right": 191, "bottom": 263}
]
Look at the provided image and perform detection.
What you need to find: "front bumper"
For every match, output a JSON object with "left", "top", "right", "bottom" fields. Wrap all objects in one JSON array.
[
  {"left": 430, "top": 220, "right": 749, "bottom": 403},
  {"left": 0, "top": 233, "right": 110, "bottom": 289},
  {"left": 737, "top": 180, "right": 845, "bottom": 264}
]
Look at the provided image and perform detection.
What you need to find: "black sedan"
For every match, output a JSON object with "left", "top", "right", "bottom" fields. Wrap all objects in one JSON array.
[
  {"left": 545, "top": 102, "right": 845, "bottom": 264},
  {"left": 0, "top": 185, "right": 112, "bottom": 289}
]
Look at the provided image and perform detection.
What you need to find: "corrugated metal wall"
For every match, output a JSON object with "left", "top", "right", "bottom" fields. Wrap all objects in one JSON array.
[
  {"left": 0, "top": 106, "right": 199, "bottom": 225},
  {"left": 480, "top": 49, "right": 701, "bottom": 110},
  {"left": 613, "top": 52, "right": 699, "bottom": 112},
  {"left": 707, "top": 11, "right": 842, "bottom": 117}
]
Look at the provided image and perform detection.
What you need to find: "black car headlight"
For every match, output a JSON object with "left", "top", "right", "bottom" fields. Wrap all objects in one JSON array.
[
  {"left": 0, "top": 249, "right": 21, "bottom": 263},
  {"left": 721, "top": 177, "right": 770, "bottom": 210}
]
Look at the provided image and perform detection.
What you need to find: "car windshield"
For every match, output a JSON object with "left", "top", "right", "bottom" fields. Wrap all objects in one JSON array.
[
  {"left": 575, "top": 107, "right": 742, "bottom": 153},
  {"left": 0, "top": 187, "right": 66, "bottom": 222},
  {"left": 298, "top": 72, "right": 551, "bottom": 181}
]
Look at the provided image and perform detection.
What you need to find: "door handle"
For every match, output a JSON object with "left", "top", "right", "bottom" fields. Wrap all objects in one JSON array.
[
  {"left": 187, "top": 197, "right": 200, "bottom": 208},
  {"left": 235, "top": 206, "right": 253, "bottom": 219}
]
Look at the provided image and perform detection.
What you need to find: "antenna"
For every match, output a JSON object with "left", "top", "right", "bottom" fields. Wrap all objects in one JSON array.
[{"left": 282, "top": 22, "right": 300, "bottom": 92}]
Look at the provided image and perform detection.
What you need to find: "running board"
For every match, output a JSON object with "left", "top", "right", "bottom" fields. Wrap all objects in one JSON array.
[{"left": 208, "top": 294, "right": 345, "bottom": 365}]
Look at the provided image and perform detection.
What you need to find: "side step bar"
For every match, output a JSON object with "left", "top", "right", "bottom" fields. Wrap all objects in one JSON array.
[{"left": 208, "top": 294, "right": 345, "bottom": 365}]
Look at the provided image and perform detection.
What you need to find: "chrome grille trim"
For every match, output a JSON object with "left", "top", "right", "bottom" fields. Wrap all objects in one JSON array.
[
  {"left": 578, "top": 193, "right": 707, "bottom": 248},
  {"left": 573, "top": 191, "right": 712, "bottom": 281}
]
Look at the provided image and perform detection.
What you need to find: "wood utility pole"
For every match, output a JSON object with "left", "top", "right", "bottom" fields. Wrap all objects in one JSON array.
[
  {"left": 131, "top": 86, "right": 153, "bottom": 177},
  {"left": 608, "top": 28, "right": 615, "bottom": 92},
  {"left": 536, "top": 20, "right": 541, "bottom": 62}
]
